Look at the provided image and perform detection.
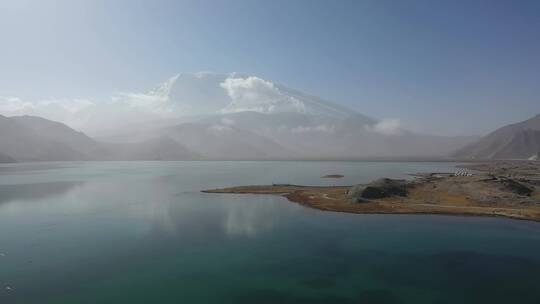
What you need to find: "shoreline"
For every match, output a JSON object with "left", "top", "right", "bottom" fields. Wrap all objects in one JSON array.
[{"left": 203, "top": 161, "right": 540, "bottom": 222}]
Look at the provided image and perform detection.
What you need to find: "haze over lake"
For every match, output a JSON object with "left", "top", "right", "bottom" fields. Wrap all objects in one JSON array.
[{"left": 1, "top": 161, "right": 539, "bottom": 304}]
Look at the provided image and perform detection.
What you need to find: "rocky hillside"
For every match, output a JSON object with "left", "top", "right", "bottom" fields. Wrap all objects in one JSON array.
[
  {"left": 0, "top": 115, "right": 198, "bottom": 162},
  {"left": 453, "top": 114, "right": 540, "bottom": 159},
  {"left": 0, "top": 114, "right": 102, "bottom": 161}
]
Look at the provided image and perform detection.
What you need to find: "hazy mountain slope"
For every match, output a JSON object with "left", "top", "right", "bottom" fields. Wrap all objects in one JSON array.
[
  {"left": 195, "top": 111, "right": 475, "bottom": 158},
  {"left": 103, "top": 136, "right": 200, "bottom": 161},
  {"left": 0, "top": 115, "right": 94, "bottom": 161},
  {"left": 453, "top": 114, "right": 540, "bottom": 159},
  {"left": 10, "top": 115, "right": 108, "bottom": 159},
  {"left": 0, "top": 115, "right": 199, "bottom": 161},
  {"left": 0, "top": 152, "right": 15, "bottom": 163},
  {"left": 102, "top": 111, "right": 475, "bottom": 160},
  {"left": 343, "top": 133, "right": 478, "bottom": 158},
  {"left": 491, "top": 129, "right": 540, "bottom": 159},
  {"left": 162, "top": 122, "right": 292, "bottom": 159},
  {"left": 273, "top": 84, "right": 368, "bottom": 119}
]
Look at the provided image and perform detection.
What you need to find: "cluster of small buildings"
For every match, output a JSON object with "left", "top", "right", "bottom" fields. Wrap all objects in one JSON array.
[{"left": 454, "top": 169, "right": 473, "bottom": 177}]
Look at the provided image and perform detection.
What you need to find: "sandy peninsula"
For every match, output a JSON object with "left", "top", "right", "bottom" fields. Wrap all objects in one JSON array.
[{"left": 203, "top": 161, "right": 540, "bottom": 222}]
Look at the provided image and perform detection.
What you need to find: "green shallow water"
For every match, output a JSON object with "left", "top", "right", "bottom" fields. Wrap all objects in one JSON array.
[{"left": 0, "top": 161, "right": 539, "bottom": 304}]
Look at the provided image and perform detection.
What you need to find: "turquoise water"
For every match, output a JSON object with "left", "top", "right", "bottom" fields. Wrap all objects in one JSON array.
[{"left": 0, "top": 161, "right": 539, "bottom": 303}]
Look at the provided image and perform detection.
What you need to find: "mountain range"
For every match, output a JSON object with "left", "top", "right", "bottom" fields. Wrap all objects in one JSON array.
[
  {"left": 453, "top": 114, "right": 540, "bottom": 160},
  {"left": 8, "top": 72, "right": 531, "bottom": 162},
  {"left": 0, "top": 115, "right": 103, "bottom": 161}
]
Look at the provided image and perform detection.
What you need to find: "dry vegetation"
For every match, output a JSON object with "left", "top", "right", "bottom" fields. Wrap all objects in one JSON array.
[{"left": 203, "top": 161, "right": 540, "bottom": 221}]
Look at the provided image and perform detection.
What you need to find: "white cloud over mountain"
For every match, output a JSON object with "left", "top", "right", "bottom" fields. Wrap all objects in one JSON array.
[
  {"left": 367, "top": 118, "right": 402, "bottom": 135},
  {"left": 220, "top": 76, "right": 306, "bottom": 114},
  {"left": 1, "top": 74, "right": 204, "bottom": 133},
  {"left": 0, "top": 92, "right": 173, "bottom": 134},
  {"left": 0, "top": 96, "right": 94, "bottom": 127}
]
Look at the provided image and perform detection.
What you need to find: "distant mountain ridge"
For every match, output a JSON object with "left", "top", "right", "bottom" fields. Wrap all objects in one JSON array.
[
  {"left": 0, "top": 74, "right": 480, "bottom": 161},
  {"left": 91, "top": 74, "right": 477, "bottom": 159},
  {"left": 0, "top": 115, "right": 197, "bottom": 162},
  {"left": 0, "top": 152, "right": 15, "bottom": 163},
  {"left": 453, "top": 114, "right": 540, "bottom": 159},
  {"left": 0, "top": 112, "right": 478, "bottom": 162},
  {"left": 0, "top": 114, "right": 98, "bottom": 162}
]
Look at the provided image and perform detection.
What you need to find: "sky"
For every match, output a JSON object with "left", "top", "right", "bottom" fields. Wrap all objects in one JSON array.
[{"left": 0, "top": 0, "right": 539, "bottom": 136}]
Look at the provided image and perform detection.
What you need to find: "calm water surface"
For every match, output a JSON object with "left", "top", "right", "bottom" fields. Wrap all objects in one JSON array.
[{"left": 0, "top": 161, "right": 539, "bottom": 303}]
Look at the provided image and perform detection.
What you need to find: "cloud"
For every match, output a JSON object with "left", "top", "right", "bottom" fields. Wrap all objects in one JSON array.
[
  {"left": 0, "top": 94, "right": 174, "bottom": 134},
  {"left": 0, "top": 96, "right": 36, "bottom": 115},
  {"left": 109, "top": 74, "right": 185, "bottom": 116},
  {"left": 208, "top": 124, "right": 233, "bottom": 133},
  {"left": 223, "top": 197, "right": 280, "bottom": 237},
  {"left": 221, "top": 117, "right": 235, "bottom": 125},
  {"left": 0, "top": 75, "right": 184, "bottom": 134},
  {"left": 0, "top": 96, "right": 95, "bottom": 125},
  {"left": 0, "top": 96, "right": 93, "bottom": 116},
  {"left": 367, "top": 118, "right": 402, "bottom": 135},
  {"left": 220, "top": 76, "right": 306, "bottom": 114}
]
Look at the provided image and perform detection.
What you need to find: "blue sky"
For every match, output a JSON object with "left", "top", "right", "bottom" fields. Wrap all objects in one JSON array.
[{"left": 1, "top": 0, "right": 539, "bottom": 135}]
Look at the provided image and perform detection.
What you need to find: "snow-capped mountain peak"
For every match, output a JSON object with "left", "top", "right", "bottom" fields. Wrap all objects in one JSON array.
[
  {"left": 156, "top": 72, "right": 359, "bottom": 119},
  {"left": 0, "top": 72, "right": 370, "bottom": 136}
]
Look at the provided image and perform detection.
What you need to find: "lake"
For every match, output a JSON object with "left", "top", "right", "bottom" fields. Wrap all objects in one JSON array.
[{"left": 1, "top": 161, "right": 539, "bottom": 303}]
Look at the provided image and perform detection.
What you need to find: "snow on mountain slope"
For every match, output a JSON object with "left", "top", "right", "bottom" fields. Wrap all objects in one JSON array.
[
  {"left": 10, "top": 72, "right": 367, "bottom": 138},
  {"left": 156, "top": 72, "right": 361, "bottom": 119}
]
